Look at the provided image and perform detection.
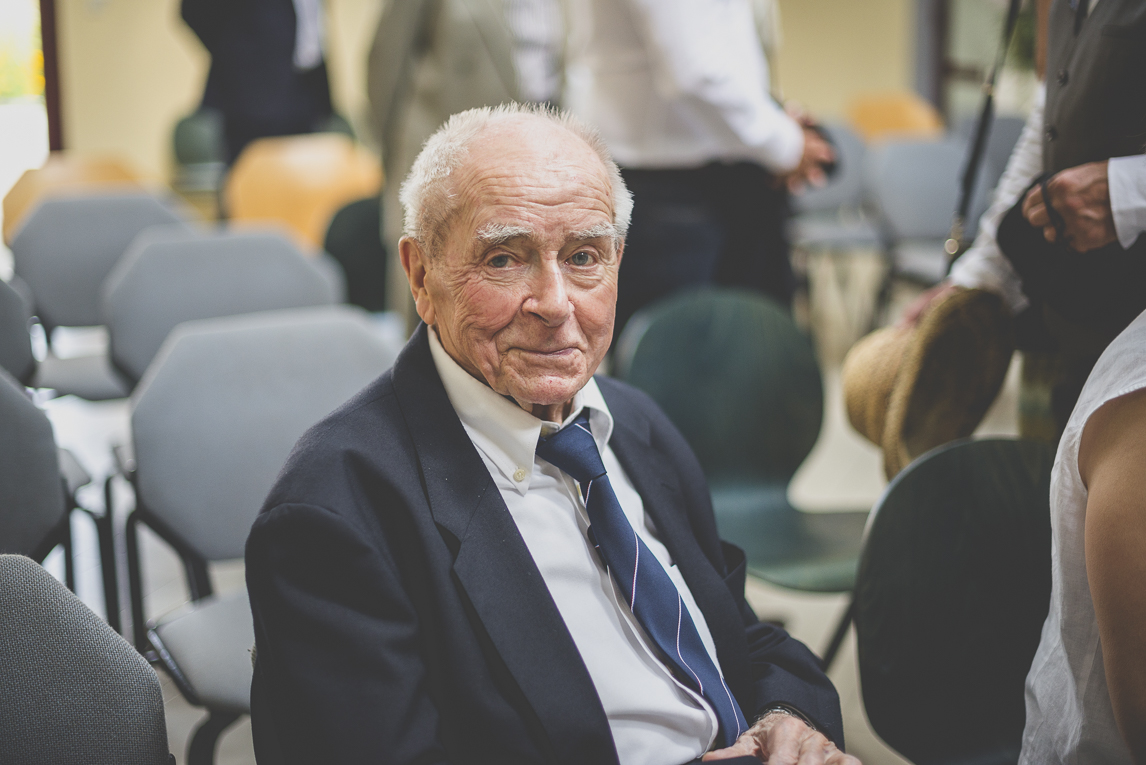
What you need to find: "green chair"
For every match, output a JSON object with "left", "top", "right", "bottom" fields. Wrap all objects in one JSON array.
[
  {"left": 615, "top": 289, "right": 869, "bottom": 635},
  {"left": 854, "top": 438, "right": 1054, "bottom": 765},
  {"left": 323, "top": 196, "right": 387, "bottom": 312}
]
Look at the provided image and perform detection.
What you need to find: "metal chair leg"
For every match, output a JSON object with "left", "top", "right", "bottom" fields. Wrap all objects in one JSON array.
[
  {"left": 124, "top": 509, "right": 148, "bottom": 651},
  {"left": 61, "top": 513, "right": 76, "bottom": 592},
  {"left": 820, "top": 597, "right": 856, "bottom": 672},
  {"left": 187, "top": 710, "right": 241, "bottom": 765}
]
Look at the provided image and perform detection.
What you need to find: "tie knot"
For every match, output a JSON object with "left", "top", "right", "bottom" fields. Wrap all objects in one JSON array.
[{"left": 535, "top": 411, "right": 607, "bottom": 484}]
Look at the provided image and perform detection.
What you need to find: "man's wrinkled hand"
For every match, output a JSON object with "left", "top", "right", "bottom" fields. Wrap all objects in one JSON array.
[
  {"left": 1021, "top": 160, "right": 1117, "bottom": 252},
  {"left": 701, "top": 711, "right": 861, "bottom": 765}
]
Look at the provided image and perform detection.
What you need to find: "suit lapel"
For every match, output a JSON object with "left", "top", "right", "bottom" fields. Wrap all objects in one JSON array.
[
  {"left": 605, "top": 392, "right": 755, "bottom": 714},
  {"left": 391, "top": 326, "right": 618, "bottom": 765}
]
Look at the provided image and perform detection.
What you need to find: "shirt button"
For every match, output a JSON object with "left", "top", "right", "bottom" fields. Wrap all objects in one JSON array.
[
  {"left": 1045, "top": 125, "right": 1057, "bottom": 141},
  {"left": 1057, "top": 69, "right": 1068, "bottom": 85},
  {"left": 513, "top": 467, "right": 527, "bottom": 482}
]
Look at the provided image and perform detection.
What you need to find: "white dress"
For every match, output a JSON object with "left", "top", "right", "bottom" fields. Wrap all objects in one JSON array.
[{"left": 1019, "top": 309, "right": 1146, "bottom": 765}]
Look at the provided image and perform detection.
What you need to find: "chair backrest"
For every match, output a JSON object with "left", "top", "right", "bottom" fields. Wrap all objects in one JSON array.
[
  {"left": 866, "top": 137, "right": 992, "bottom": 242},
  {"left": 0, "top": 278, "right": 36, "bottom": 385},
  {"left": 130, "top": 305, "right": 401, "bottom": 562},
  {"left": 0, "top": 370, "right": 65, "bottom": 558},
  {"left": 172, "top": 108, "right": 227, "bottom": 193},
  {"left": 10, "top": 191, "right": 190, "bottom": 330},
  {"left": 323, "top": 195, "right": 388, "bottom": 312},
  {"left": 103, "top": 227, "right": 342, "bottom": 385},
  {"left": 854, "top": 438, "right": 1055, "bottom": 765},
  {"left": 2, "top": 153, "right": 141, "bottom": 245},
  {"left": 847, "top": 92, "right": 944, "bottom": 142},
  {"left": 614, "top": 289, "right": 823, "bottom": 486},
  {"left": 0, "top": 554, "right": 170, "bottom": 764},
  {"left": 225, "top": 133, "right": 382, "bottom": 248},
  {"left": 792, "top": 123, "right": 868, "bottom": 214}
]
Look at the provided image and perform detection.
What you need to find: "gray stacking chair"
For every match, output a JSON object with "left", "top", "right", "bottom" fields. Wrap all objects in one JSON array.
[
  {"left": 119, "top": 305, "right": 400, "bottom": 765},
  {"left": 865, "top": 137, "right": 993, "bottom": 286},
  {"left": 0, "top": 554, "right": 173, "bottom": 765},
  {"left": 0, "top": 348, "right": 118, "bottom": 627},
  {"left": 0, "top": 277, "right": 36, "bottom": 385},
  {"left": 103, "top": 227, "right": 341, "bottom": 387},
  {"left": 9, "top": 191, "right": 191, "bottom": 400},
  {"left": 790, "top": 123, "right": 883, "bottom": 252}
]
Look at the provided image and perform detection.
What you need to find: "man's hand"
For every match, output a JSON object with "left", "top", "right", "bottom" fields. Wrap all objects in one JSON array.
[
  {"left": 899, "top": 281, "right": 963, "bottom": 328},
  {"left": 1021, "top": 160, "right": 1118, "bottom": 252},
  {"left": 702, "top": 711, "right": 861, "bottom": 765},
  {"left": 786, "top": 126, "right": 835, "bottom": 193}
]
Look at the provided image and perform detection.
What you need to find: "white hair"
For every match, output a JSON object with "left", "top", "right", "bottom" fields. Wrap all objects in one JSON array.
[{"left": 398, "top": 103, "right": 633, "bottom": 254}]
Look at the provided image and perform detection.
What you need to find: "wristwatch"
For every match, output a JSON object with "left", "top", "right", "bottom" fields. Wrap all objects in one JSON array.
[{"left": 757, "top": 704, "right": 817, "bottom": 732}]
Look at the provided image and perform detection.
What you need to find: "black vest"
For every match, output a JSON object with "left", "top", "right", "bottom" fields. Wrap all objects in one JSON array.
[
  {"left": 1043, "top": 0, "right": 1146, "bottom": 173},
  {"left": 998, "top": 0, "right": 1146, "bottom": 343}
]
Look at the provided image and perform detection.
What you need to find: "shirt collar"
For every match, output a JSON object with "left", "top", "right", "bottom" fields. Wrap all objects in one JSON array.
[{"left": 428, "top": 327, "right": 614, "bottom": 494}]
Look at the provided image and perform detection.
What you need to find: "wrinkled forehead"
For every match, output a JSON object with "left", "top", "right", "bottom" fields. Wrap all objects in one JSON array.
[{"left": 450, "top": 120, "right": 615, "bottom": 227}]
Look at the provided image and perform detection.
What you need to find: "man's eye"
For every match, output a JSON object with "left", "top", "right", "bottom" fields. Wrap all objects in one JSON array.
[
  {"left": 489, "top": 254, "right": 511, "bottom": 268},
  {"left": 569, "top": 251, "right": 593, "bottom": 266}
]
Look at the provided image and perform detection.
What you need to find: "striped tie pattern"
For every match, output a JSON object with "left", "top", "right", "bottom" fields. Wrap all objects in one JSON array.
[{"left": 535, "top": 411, "right": 747, "bottom": 748}]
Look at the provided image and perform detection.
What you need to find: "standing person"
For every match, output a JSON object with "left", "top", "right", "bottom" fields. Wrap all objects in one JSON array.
[
  {"left": 182, "top": 0, "right": 335, "bottom": 164},
  {"left": 562, "top": 0, "right": 833, "bottom": 338},
  {"left": 902, "top": 0, "right": 1146, "bottom": 440},
  {"left": 366, "top": 0, "right": 563, "bottom": 315}
]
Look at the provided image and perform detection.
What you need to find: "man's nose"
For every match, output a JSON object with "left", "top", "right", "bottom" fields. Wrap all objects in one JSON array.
[{"left": 525, "top": 260, "right": 573, "bottom": 326}]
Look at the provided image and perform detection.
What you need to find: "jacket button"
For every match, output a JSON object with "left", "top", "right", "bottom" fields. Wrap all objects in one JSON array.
[
  {"left": 1057, "top": 69, "right": 1068, "bottom": 85},
  {"left": 1046, "top": 125, "right": 1058, "bottom": 141}
]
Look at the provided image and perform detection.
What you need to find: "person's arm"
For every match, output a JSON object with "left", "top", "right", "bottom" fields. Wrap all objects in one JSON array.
[
  {"left": 246, "top": 501, "right": 452, "bottom": 764},
  {"left": 1078, "top": 386, "right": 1146, "bottom": 762},
  {"left": 626, "top": 0, "right": 805, "bottom": 175},
  {"left": 1107, "top": 155, "right": 1146, "bottom": 250},
  {"left": 366, "top": 0, "right": 433, "bottom": 177},
  {"left": 905, "top": 87, "right": 1047, "bottom": 324}
]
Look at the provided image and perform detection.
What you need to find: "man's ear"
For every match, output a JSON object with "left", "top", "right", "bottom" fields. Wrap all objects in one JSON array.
[{"left": 400, "top": 237, "right": 436, "bottom": 326}]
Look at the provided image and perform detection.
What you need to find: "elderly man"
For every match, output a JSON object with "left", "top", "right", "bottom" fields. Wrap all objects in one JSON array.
[{"left": 246, "top": 105, "right": 855, "bottom": 765}]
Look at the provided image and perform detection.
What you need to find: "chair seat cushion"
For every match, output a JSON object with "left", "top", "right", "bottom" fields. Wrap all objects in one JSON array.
[
  {"left": 710, "top": 482, "right": 869, "bottom": 592},
  {"left": 151, "top": 589, "right": 254, "bottom": 713}
]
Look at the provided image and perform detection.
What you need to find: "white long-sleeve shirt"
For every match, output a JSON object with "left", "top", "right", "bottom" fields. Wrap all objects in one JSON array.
[
  {"left": 950, "top": 85, "right": 1146, "bottom": 314},
  {"left": 562, "top": 0, "right": 804, "bottom": 173}
]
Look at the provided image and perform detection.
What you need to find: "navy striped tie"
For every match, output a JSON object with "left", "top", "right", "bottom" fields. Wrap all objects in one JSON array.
[{"left": 536, "top": 411, "right": 747, "bottom": 748}]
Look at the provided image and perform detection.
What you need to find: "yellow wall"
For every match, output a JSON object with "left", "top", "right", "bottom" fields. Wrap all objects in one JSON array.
[
  {"left": 56, "top": 0, "right": 382, "bottom": 184},
  {"left": 773, "top": 0, "right": 915, "bottom": 121}
]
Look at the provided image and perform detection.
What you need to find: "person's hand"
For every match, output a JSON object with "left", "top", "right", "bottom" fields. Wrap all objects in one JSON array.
[
  {"left": 899, "top": 281, "right": 963, "bottom": 327},
  {"left": 1021, "top": 160, "right": 1117, "bottom": 252},
  {"left": 785, "top": 126, "right": 835, "bottom": 193},
  {"left": 702, "top": 711, "right": 861, "bottom": 765}
]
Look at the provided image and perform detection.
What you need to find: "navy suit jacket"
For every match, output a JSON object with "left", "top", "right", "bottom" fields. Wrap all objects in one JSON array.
[{"left": 245, "top": 324, "right": 844, "bottom": 764}]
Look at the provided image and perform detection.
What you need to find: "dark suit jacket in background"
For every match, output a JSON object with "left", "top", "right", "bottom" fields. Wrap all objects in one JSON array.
[
  {"left": 182, "top": 0, "right": 333, "bottom": 162},
  {"left": 246, "top": 324, "right": 844, "bottom": 764}
]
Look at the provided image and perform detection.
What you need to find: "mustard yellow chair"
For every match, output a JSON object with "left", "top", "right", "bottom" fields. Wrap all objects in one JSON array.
[
  {"left": 224, "top": 133, "right": 382, "bottom": 250},
  {"left": 847, "top": 92, "right": 944, "bottom": 143}
]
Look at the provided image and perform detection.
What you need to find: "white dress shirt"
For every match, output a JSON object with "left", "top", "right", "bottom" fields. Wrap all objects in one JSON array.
[
  {"left": 951, "top": 81, "right": 1146, "bottom": 313},
  {"left": 291, "top": 0, "right": 324, "bottom": 71},
  {"left": 563, "top": 0, "right": 804, "bottom": 173},
  {"left": 428, "top": 330, "right": 723, "bottom": 765},
  {"left": 505, "top": 0, "right": 563, "bottom": 104}
]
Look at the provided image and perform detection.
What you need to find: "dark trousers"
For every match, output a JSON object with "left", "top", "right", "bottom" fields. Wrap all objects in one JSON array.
[{"left": 616, "top": 162, "right": 793, "bottom": 341}]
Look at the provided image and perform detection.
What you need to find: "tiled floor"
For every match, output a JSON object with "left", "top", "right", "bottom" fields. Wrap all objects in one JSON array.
[{"left": 34, "top": 251, "right": 1020, "bottom": 765}]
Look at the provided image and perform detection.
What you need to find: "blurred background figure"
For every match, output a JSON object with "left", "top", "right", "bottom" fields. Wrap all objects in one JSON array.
[
  {"left": 367, "top": 0, "right": 562, "bottom": 315},
  {"left": 563, "top": 0, "right": 834, "bottom": 339},
  {"left": 181, "top": 0, "right": 337, "bottom": 165}
]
